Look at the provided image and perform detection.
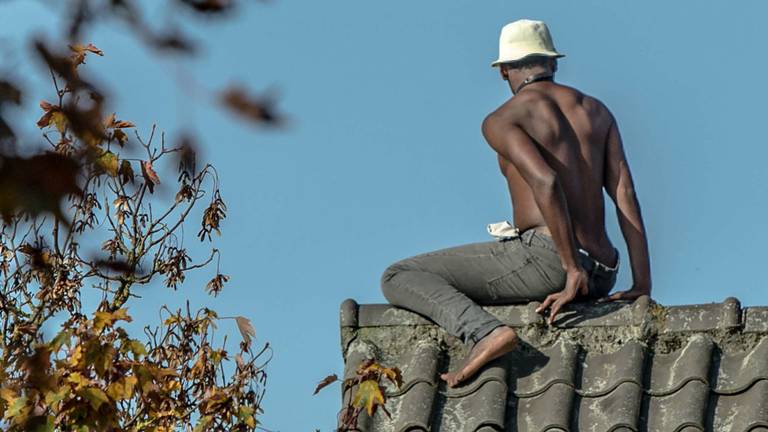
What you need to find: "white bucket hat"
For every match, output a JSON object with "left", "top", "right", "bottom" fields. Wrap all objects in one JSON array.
[{"left": 491, "top": 19, "right": 565, "bottom": 67}]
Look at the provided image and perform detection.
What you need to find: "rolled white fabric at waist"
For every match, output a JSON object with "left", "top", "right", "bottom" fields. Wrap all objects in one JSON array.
[
  {"left": 486, "top": 220, "right": 592, "bottom": 258},
  {"left": 486, "top": 220, "right": 520, "bottom": 240}
]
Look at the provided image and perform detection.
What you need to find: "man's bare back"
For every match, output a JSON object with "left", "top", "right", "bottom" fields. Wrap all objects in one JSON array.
[{"left": 487, "top": 81, "right": 618, "bottom": 267}]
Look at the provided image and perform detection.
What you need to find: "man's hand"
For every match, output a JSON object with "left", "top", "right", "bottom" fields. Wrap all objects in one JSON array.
[
  {"left": 535, "top": 268, "right": 589, "bottom": 325},
  {"left": 597, "top": 284, "right": 650, "bottom": 303}
]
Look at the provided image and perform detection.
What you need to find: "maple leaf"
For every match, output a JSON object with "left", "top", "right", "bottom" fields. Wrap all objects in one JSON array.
[
  {"left": 106, "top": 375, "right": 137, "bottom": 401},
  {"left": 113, "top": 129, "right": 128, "bottom": 146},
  {"left": 313, "top": 374, "right": 338, "bottom": 395},
  {"left": 220, "top": 85, "right": 283, "bottom": 125},
  {"left": 81, "top": 387, "right": 109, "bottom": 410},
  {"left": 0, "top": 80, "right": 21, "bottom": 106},
  {"left": 0, "top": 152, "right": 81, "bottom": 224},
  {"left": 4, "top": 394, "right": 28, "bottom": 419},
  {"left": 61, "top": 100, "right": 108, "bottom": 146},
  {"left": 355, "top": 358, "right": 377, "bottom": 376},
  {"left": 50, "top": 111, "right": 68, "bottom": 133},
  {"left": 69, "top": 43, "right": 104, "bottom": 66},
  {"left": 352, "top": 379, "right": 386, "bottom": 417},
  {"left": 37, "top": 100, "right": 65, "bottom": 130},
  {"left": 96, "top": 150, "right": 119, "bottom": 177},
  {"left": 44, "top": 386, "right": 70, "bottom": 409},
  {"left": 141, "top": 160, "right": 161, "bottom": 193},
  {"left": 103, "top": 112, "right": 135, "bottom": 129},
  {"left": 93, "top": 308, "right": 132, "bottom": 332},
  {"left": 381, "top": 366, "right": 402, "bottom": 388},
  {"left": 48, "top": 329, "right": 73, "bottom": 352}
]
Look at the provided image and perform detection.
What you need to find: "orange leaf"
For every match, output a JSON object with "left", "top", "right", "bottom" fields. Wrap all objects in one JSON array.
[
  {"left": 69, "top": 43, "right": 104, "bottom": 66},
  {"left": 104, "top": 112, "right": 135, "bottom": 129},
  {"left": 36, "top": 100, "right": 59, "bottom": 129},
  {"left": 381, "top": 367, "right": 403, "bottom": 388},
  {"left": 141, "top": 160, "right": 161, "bottom": 193},
  {"left": 313, "top": 373, "right": 338, "bottom": 395}
]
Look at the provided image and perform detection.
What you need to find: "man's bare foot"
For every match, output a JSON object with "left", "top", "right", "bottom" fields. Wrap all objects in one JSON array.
[{"left": 440, "top": 326, "right": 518, "bottom": 388}]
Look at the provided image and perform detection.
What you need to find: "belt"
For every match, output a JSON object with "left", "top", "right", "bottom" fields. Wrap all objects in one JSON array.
[
  {"left": 578, "top": 246, "right": 620, "bottom": 273},
  {"left": 486, "top": 220, "right": 619, "bottom": 273}
]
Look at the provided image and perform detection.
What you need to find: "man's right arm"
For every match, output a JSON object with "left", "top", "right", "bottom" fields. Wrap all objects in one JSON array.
[{"left": 602, "top": 114, "right": 652, "bottom": 300}]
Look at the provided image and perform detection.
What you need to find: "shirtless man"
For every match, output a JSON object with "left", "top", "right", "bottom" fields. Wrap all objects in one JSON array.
[{"left": 380, "top": 19, "right": 651, "bottom": 388}]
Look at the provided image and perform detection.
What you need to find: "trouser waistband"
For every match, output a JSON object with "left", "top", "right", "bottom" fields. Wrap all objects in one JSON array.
[
  {"left": 486, "top": 221, "right": 619, "bottom": 274},
  {"left": 522, "top": 228, "right": 619, "bottom": 274}
]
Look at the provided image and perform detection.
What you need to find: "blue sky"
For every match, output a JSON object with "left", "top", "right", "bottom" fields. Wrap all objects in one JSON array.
[{"left": 2, "top": 0, "right": 767, "bottom": 430}]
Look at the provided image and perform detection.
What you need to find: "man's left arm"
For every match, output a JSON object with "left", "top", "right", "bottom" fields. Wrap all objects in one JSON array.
[{"left": 482, "top": 114, "right": 588, "bottom": 324}]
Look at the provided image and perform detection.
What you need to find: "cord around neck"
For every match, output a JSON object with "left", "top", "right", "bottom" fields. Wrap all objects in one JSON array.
[{"left": 514, "top": 71, "right": 554, "bottom": 94}]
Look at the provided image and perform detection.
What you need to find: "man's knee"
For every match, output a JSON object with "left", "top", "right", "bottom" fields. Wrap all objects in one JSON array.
[{"left": 380, "top": 260, "right": 411, "bottom": 302}]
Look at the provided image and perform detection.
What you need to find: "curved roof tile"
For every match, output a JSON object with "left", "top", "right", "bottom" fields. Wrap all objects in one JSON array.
[{"left": 338, "top": 296, "right": 768, "bottom": 431}]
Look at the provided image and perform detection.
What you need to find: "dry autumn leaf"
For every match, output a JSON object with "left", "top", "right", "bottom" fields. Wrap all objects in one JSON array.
[
  {"left": 141, "top": 160, "right": 161, "bottom": 193},
  {"left": 60, "top": 101, "right": 108, "bottom": 146},
  {"left": 0, "top": 80, "right": 22, "bottom": 105},
  {"left": 177, "top": 134, "right": 197, "bottom": 179},
  {"left": 69, "top": 43, "right": 104, "bottom": 66},
  {"left": 103, "top": 112, "right": 135, "bottom": 129},
  {"left": 382, "top": 367, "right": 403, "bottom": 388},
  {"left": 234, "top": 316, "right": 256, "bottom": 344},
  {"left": 37, "top": 100, "right": 66, "bottom": 132},
  {"left": 0, "top": 152, "right": 81, "bottom": 223},
  {"left": 220, "top": 85, "right": 282, "bottom": 125},
  {"left": 313, "top": 373, "right": 338, "bottom": 395},
  {"left": 3, "top": 11, "right": 273, "bottom": 431},
  {"left": 205, "top": 273, "right": 229, "bottom": 296},
  {"left": 113, "top": 129, "right": 128, "bottom": 146},
  {"left": 94, "top": 308, "right": 132, "bottom": 332}
]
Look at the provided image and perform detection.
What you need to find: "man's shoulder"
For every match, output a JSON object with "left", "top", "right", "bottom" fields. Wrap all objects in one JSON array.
[
  {"left": 554, "top": 83, "right": 611, "bottom": 115},
  {"left": 481, "top": 94, "right": 548, "bottom": 140},
  {"left": 482, "top": 100, "right": 519, "bottom": 133},
  {"left": 485, "top": 94, "right": 535, "bottom": 122}
]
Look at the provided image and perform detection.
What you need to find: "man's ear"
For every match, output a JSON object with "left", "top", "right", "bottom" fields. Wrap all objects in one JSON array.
[{"left": 499, "top": 65, "right": 508, "bottom": 81}]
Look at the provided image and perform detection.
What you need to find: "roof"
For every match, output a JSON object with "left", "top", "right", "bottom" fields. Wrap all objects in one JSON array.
[{"left": 337, "top": 296, "right": 768, "bottom": 432}]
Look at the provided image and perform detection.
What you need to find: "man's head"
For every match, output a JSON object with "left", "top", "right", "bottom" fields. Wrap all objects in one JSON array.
[
  {"left": 491, "top": 19, "right": 564, "bottom": 83},
  {"left": 498, "top": 55, "right": 558, "bottom": 82}
]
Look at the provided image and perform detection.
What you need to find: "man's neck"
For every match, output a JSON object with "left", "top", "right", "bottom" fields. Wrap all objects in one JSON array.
[{"left": 509, "top": 67, "right": 554, "bottom": 95}]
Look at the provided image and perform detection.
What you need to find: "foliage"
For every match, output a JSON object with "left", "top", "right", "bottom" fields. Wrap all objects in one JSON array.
[
  {"left": 314, "top": 359, "right": 402, "bottom": 431},
  {"left": 0, "top": 39, "right": 270, "bottom": 431},
  {"left": 0, "top": 0, "right": 284, "bottom": 151}
]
